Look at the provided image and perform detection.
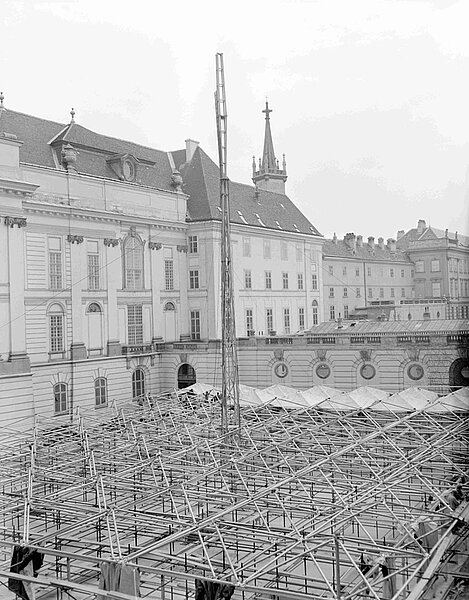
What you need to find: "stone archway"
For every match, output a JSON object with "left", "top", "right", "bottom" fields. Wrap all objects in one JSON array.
[
  {"left": 449, "top": 357, "right": 469, "bottom": 389},
  {"left": 177, "top": 363, "right": 196, "bottom": 389}
]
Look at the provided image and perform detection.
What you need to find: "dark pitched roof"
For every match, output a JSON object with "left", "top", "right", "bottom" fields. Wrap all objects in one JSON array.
[
  {"left": 180, "top": 147, "right": 322, "bottom": 236},
  {"left": 0, "top": 109, "right": 174, "bottom": 191},
  {"left": 323, "top": 239, "right": 411, "bottom": 263},
  {"left": 396, "top": 226, "right": 469, "bottom": 250}
]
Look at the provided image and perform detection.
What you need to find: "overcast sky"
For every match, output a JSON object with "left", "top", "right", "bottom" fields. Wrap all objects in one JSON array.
[{"left": 2, "top": 0, "right": 468, "bottom": 239}]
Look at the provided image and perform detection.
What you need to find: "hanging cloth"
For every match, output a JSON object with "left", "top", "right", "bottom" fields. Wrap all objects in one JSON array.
[
  {"left": 98, "top": 562, "right": 140, "bottom": 599},
  {"left": 8, "top": 545, "right": 44, "bottom": 600}
]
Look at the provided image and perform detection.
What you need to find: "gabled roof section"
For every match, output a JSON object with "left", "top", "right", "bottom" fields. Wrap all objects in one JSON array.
[
  {"left": 0, "top": 109, "right": 175, "bottom": 191},
  {"left": 323, "top": 239, "right": 411, "bottom": 263},
  {"left": 397, "top": 225, "right": 469, "bottom": 250},
  {"left": 181, "top": 146, "right": 321, "bottom": 237}
]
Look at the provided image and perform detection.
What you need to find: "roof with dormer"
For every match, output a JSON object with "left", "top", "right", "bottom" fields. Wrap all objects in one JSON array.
[
  {"left": 323, "top": 238, "right": 412, "bottom": 263},
  {"left": 396, "top": 224, "right": 469, "bottom": 251},
  {"left": 175, "top": 146, "right": 321, "bottom": 237}
]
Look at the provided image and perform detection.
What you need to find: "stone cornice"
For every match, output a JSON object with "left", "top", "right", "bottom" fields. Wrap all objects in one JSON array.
[{"left": 0, "top": 177, "right": 39, "bottom": 197}]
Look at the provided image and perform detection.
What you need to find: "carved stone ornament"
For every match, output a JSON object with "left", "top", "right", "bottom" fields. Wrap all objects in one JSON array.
[
  {"left": 66, "top": 234, "right": 84, "bottom": 244},
  {"left": 61, "top": 143, "right": 78, "bottom": 172},
  {"left": 104, "top": 238, "right": 120, "bottom": 247},
  {"left": 170, "top": 169, "right": 183, "bottom": 191},
  {"left": 179, "top": 353, "right": 188, "bottom": 363},
  {"left": 4, "top": 216, "right": 27, "bottom": 228},
  {"left": 406, "top": 348, "right": 419, "bottom": 362},
  {"left": 317, "top": 349, "right": 327, "bottom": 361},
  {"left": 177, "top": 245, "right": 188, "bottom": 253},
  {"left": 148, "top": 241, "right": 162, "bottom": 251},
  {"left": 273, "top": 349, "right": 284, "bottom": 361},
  {"left": 360, "top": 349, "right": 371, "bottom": 362}
]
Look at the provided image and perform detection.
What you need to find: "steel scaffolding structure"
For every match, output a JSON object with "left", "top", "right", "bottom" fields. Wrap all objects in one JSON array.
[{"left": 0, "top": 392, "right": 467, "bottom": 600}]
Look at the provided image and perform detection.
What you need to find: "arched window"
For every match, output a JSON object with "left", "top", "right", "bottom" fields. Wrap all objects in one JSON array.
[
  {"left": 49, "top": 303, "right": 65, "bottom": 354},
  {"left": 95, "top": 377, "right": 107, "bottom": 407},
  {"left": 312, "top": 300, "right": 318, "bottom": 326},
  {"left": 87, "top": 302, "right": 102, "bottom": 313},
  {"left": 164, "top": 302, "right": 176, "bottom": 311},
  {"left": 123, "top": 235, "right": 143, "bottom": 289},
  {"left": 132, "top": 368, "right": 145, "bottom": 399},
  {"left": 54, "top": 382, "right": 68, "bottom": 414},
  {"left": 177, "top": 364, "right": 196, "bottom": 389}
]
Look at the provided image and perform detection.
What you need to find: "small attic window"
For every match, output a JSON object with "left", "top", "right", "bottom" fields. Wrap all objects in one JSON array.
[
  {"left": 280, "top": 203, "right": 285, "bottom": 209},
  {"left": 275, "top": 221, "right": 282, "bottom": 230},
  {"left": 293, "top": 223, "right": 300, "bottom": 232},
  {"left": 255, "top": 213, "right": 266, "bottom": 227},
  {"left": 237, "top": 210, "right": 248, "bottom": 224},
  {"left": 216, "top": 206, "right": 222, "bottom": 212}
]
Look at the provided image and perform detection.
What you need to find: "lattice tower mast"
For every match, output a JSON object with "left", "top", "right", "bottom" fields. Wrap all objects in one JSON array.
[{"left": 214, "top": 53, "right": 241, "bottom": 432}]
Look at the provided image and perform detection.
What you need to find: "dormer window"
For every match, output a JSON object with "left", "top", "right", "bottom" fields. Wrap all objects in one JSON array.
[{"left": 106, "top": 153, "right": 137, "bottom": 182}]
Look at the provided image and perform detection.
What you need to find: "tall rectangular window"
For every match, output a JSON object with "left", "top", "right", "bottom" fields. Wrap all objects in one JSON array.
[
  {"left": 281, "top": 241, "right": 288, "bottom": 261},
  {"left": 188, "top": 235, "right": 198, "bottom": 253},
  {"left": 329, "top": 305, "right": 335, "bottom": 320},
  {"left": 312, "top": 306, "right": 318, "bottom": 325},
  {"left": 265, "top": 271, "right": 272, "bottom": 289},
  {"left": 432, "top": 281, "right": 441, "bottom": 297},
  {"left": 379, "top": 288, "right": 384, "bottom": 298},
  {"left": 50, "top": 314, "right": 64, "bottom": 353},
  {"left": 343, "top": 287, "right": 348, "bottom": 298},
  {"left": 244, "top": 269, "right": 252, "bottom": 289},
  {"left": 297, "top": 273, "right": 304, "bottom": 289},
  {"left": 342, "top": 266, "right": 347, "bottom": 276},
  {"left": 356, "top": 288, "right": 361, "bottom": 298},
  {"left": 296, "top": 244, "right": 302, "bottom": 262},
  {"left": 390, "top": 268, "right": 394, "bottom": 278},
  {"left": 283, "top": 308, "right": 290, "bottom": 333},
  {"left": 431, "top": 259, "right": 440, "bottom": 272},
  {"left": 298, "top": 307, "right": 305, "bottom": 329},
  {"left": 164, "top": 260, "right": 174, "bottom": 290},
  {"left": 266, "top": 308, "right": 273, "bottom": 333},
  {"left": 390, "top": 287, "right": 395, "bottom": 298},
  {"left": 127, "top": 305, "right": 143, "bottom": 345},
  {"left": 282, "top": 272, "right": 289, "bottom": 289},
  {"left": 87, "top": 247, "right": 100, "bottom": 291},
  {"left": 329, "top": 265, "right": 333, "bottom": 275},
  {"left": 355, "top": 267, "right": 360, "bottom": 277},
  {"left": 190, "top": 310, "right": 201, "bottom": 340},
  {"left": 368, "top": 287, "right": 373, "bottom": 298},
  {"left": 312, "top": 274, "right": 318, "bottom": 290},
  {"left": 401, "top": 287, "right": 406, "bottom": 297},
  {"left": 246, "top": 309, "right": 254, "bottom": 335},
  {"left": 401, "top": 269, "right": 405, "bottom": 278},
  {"left": 344, "top": 305, "right": 349, "bottom": 318},
  {"left": 49, "top": 237, "right": 63, "bottom": 290},
  {"left": 367, "top": 266, "right": 372, "bottom": 277},
  {"left": 329, "top": 287, "right": 334, "bottom": 298},
  {"left": 415, "top": 260, "right": 424, "bottom": 273},
  {"left": 263, "top": 239, "right": 271, "bottom": 259},
  {"left": 243, "top": 237, "right": 251, "bottom": 257},
  {"left": 189, "top": 269, "right": 199, "bottom": 289}
]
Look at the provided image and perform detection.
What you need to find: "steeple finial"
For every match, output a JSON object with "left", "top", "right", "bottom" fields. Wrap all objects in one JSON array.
[
  {"left": 0, "top": 92, "right": 5, "bottom": 111},
  {"left": 70, "top": 107, "right": 75, "bottom": 124},
  {"left": 262, "top": 100, "right": 272, "bottom": 120}
]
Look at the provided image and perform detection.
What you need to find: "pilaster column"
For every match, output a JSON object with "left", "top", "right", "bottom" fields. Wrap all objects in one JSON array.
[
  {"left": 177, "top": 244, "right": 190, "bottom": 340},
  {"left": 67, "top": 235, "right": 86, "bottom": 359},
  {"left": 7, "top": 218, "right": 28, "bottom": 367},
  {"left": 149, "top": 242, "right": 163, "bottom": 342},
  {"left": 104, "top": 238, "right": 121, "bottom": 356}
]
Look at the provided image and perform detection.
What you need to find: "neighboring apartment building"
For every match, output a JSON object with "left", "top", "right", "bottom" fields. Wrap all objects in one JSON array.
[
  {"left": 397, "top": 219, "right": 469, "bottom": 319},
  {"left": 0, "top": 101, "right": 323, "bottom": 423},
  {"left": 322, "top": 233, "right": 414, "bottom": 320}
]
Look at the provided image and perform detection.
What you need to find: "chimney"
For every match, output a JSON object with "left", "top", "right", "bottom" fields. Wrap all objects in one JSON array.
[
  {"left": 357, "top": 235, "right": 363, "bottom": 248},
  {"left": 387, "top": 238, "right": 396, "bottom": 253},
  {"left": 397, "top": 230, "right": 405, "bottom": 240},
  {"left": 417, "top": 219, "right": 426, "bottom": 234},
  {"left": 344, "top": 232, "right": 357, "bottom": 253},
  {"left": 378, "top": 237, "right": 385, "bottom": 250},
  {"left": 368, "top": 236, "right": 375, "bottom": 250},
  {"left": 332, "top": 232, "right": 338, "bottom": 244},
  {"left": 185, "top": 139, "right": 199, "bottom": 163}
]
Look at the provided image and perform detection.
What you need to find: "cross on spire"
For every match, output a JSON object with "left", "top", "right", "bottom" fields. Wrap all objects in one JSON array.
[
  {"left": 70, "top": 108, "right": 76, "bottom": 124},
  {"left": 262, "top": 101, "right": 272, "bottom": 120}
]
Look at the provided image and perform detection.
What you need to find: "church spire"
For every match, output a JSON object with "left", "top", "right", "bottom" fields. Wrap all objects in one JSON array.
[{"left": 252, "top": 101, "right": 287, "bottom": 194}]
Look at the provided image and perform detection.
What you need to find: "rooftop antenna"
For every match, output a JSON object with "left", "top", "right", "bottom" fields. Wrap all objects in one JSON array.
[{"left": 214, "top": 53, "right": 240, "bottom": 434}]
